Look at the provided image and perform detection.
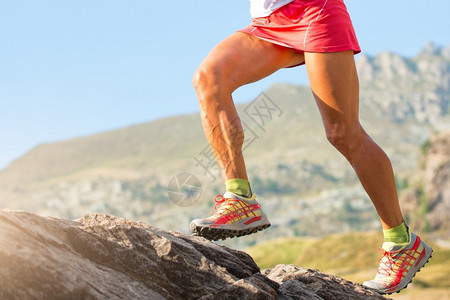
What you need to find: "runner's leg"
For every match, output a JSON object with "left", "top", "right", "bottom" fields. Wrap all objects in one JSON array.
[
  {"left": 193, "top": 32, "right": 304, "bottom": 181},
  {"left": 305, "top": 51, "right": 404, "bottom": 229},
  {"left": 190, "top": 32, "right": 303, "bottom": 240}
]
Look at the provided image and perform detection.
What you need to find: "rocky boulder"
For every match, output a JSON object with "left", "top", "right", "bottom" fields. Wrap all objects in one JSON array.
[
  {"left": 0, "top": 210, "right": 388, "bottom": 299},
  {"left": 401, "top": 130, "right": 450, "bottom": 238}
]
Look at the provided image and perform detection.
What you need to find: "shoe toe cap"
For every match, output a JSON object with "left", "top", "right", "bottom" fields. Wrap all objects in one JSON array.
[
  {"left": 362, "top": 280, "right": 386, "bottom": 291},
  {"left": 190, "top": 218, "right": 208, "bottom": 226},
  {"left": 190, "top": 218, "right": 214, "bottom": 232}
]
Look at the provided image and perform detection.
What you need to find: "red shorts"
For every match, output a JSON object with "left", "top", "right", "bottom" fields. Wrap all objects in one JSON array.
[{"left": 239, "top": 0, "right": 361, "bottom": 55}]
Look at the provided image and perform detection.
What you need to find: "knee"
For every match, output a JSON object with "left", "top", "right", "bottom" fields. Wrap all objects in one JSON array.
[
  {"left": 192, "top": 61, "right": 229, "bottom": 101},
  {"left": 192, "top": 64, "right": 211, "bottom": 95},
  {"left": 325, "top": 124, "right": 363, "bottom": 158}
]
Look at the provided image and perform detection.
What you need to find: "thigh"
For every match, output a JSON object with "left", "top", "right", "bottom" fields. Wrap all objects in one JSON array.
[
  {"left": 304, "top": 51, "right": 360, "bottom": 132},
  {"left": 197, "top": 32, "right": 305, "bottom": 92}
]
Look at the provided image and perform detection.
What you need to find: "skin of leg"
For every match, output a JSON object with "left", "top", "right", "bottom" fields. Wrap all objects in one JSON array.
[
  {"left": 192, "top": 32, "right": 304, "bottom": 181},
  {"left": 304, "top": 51, "right": 404, "bottom": 229}
]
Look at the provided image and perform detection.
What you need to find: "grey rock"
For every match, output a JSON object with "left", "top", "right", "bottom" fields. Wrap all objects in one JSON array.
[
  {"left": 402, "top": 130, "right": 450, "bottom": 237},
  {"left": 0, "top": 210, "right": 389, "bottom": 299},
  {"left": 263, "top": 265, "right": 388, "bottom": 300}
]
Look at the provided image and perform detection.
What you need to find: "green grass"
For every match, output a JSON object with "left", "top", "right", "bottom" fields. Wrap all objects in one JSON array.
[
  {"left": 246, "top": 237, "right": 317, "bottom": 269},
  {"left": 293, "top": 232, "right": 383, "bottom": 275}
]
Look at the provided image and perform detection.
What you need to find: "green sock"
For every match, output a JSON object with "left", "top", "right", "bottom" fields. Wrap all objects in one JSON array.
[
  {"left": 383, "top": 221, "right": 409, "bottom": 244},
  {"left": 225, "top": 178, "right": 250, "bottom": 198}
]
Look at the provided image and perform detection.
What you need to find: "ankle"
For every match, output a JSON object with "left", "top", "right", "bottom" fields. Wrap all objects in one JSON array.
[
  {"left": 225, "top": 178, "right": 250, "bottom": 198},
  {"left": 383, "top": 221, "right": 409, "bottom": 244}
]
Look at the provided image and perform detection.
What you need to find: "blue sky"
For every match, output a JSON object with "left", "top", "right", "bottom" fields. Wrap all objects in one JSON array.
[{"left": 1, "top": 0, "right": 449, "bottom": 169}]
